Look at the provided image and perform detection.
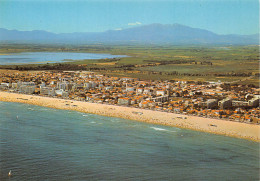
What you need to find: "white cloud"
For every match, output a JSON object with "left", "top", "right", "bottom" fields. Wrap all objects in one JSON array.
[
  {"left": 128, "top": 22, "right": 142, "bottom": 26},
  {"left": 114, "top": 28, "right": 122, "bottom": 31}
]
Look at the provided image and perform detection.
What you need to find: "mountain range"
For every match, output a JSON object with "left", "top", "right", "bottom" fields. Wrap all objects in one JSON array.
[{"left": 0, "top": 23, "right": 258, "bottom": 45}]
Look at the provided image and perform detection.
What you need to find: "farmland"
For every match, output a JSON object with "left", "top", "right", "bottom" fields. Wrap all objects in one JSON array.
[{"left": 0, "top": 44, "right": 259, "bottom": 85}]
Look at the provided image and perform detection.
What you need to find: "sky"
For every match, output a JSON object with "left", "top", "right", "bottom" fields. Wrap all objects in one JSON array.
[{"left": 0, "top": 0, "right": 259, "bottom": 35}]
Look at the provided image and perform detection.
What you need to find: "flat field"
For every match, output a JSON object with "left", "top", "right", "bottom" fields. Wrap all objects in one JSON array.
[{"left": 0, "top": 44, "right": 259, "bottom": 85}]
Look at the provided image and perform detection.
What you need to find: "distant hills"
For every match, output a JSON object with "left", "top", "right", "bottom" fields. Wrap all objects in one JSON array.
[{"left": 0, "top": 23, "right": 259, "bottom": 45}]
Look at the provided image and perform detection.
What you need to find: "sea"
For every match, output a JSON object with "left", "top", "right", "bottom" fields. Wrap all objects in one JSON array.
[
  {"left": 0, "top": 52, "right": 128, "bottom": 65},
  {"left": 0, "top": 102, "right": 259, "bottom": 181}
]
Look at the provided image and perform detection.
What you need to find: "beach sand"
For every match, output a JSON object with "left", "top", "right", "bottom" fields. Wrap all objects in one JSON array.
[{"left": 0, "top": 91, "right": 259, "bottom": 142}]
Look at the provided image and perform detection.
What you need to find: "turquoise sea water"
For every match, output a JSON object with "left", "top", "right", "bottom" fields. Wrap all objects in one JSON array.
[
  {"left": 0, "top": 52, "right": 128, "bottom": 65},
  {"left": 0, "top": 102, "right": 259, "bottom": 181}
]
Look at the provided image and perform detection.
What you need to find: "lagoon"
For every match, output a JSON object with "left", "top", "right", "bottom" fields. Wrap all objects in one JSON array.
[{"left": 0, "top": 52, "right": 128, "bottom": 65}]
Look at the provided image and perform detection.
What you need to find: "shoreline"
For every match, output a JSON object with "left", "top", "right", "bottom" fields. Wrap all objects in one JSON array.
[{"left": 0, "top": 91, "right": 259, "bottom": 142}]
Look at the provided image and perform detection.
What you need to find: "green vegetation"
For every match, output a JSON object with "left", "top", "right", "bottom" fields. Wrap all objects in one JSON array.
[{"left": 0, "top": 44, "right": 259, "bottom": 85}]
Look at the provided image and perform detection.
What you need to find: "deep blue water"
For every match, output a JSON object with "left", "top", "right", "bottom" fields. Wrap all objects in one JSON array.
[
  {"left": 0, "top": 52, "right": 128, "bottom": 65},
  {"left": 0, "top": 101, "right": 259, "bottom": 181}
]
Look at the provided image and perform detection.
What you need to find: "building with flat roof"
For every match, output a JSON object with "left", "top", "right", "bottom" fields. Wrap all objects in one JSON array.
[{"left": 218, "top": 98, "right": 232, "bottom": 109}]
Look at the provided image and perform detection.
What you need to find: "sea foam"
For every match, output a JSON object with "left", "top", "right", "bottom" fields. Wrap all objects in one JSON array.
[{"left": 150, "top": 127, "right": 176, "bottom": 132}]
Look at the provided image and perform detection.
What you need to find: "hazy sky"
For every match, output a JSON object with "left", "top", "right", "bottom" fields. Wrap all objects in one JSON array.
[{"left": 0, "top": 0, "right": 259, "bottom": 35}]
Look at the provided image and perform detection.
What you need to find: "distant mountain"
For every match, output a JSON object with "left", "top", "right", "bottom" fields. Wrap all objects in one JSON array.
[
  {"left": 0, "top": 24, "right": 259, "bottom": 45},
  {"left": 0, "top": 28, "right": 56, "bottom": 42}
]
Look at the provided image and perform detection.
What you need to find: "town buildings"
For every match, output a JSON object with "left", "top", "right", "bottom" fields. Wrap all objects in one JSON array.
[{"left": 0, "top": 70, "right": 259, "bottom": 124}]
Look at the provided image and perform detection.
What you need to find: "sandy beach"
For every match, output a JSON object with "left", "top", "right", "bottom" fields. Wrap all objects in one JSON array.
[{"left": 0, "top": 91, "right": 259, "bottom": 142}]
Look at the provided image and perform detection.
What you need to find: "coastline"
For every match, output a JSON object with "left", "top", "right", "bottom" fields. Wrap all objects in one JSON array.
[{"left": 0, "top": 91, "right": 259, "bottom": 142}]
